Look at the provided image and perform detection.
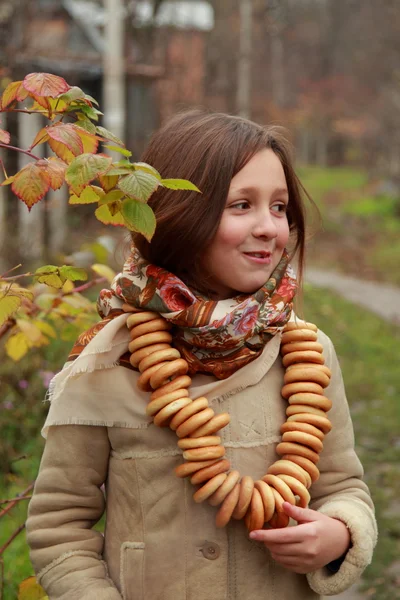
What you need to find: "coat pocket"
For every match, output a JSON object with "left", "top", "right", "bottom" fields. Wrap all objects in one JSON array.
[{"left": 120, "top": 542, "right": 145, "bottom": 600}]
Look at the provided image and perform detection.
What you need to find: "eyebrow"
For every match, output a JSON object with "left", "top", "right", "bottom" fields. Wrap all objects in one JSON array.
[{"left": 231, "top": 186, "right": 289, "bottom": 196}]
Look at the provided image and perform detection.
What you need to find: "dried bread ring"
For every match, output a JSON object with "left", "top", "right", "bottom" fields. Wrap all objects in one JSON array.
[
  {"left": 216, "top": 483, "right": 241, "bottom": 528},
  {"left": 282, "top": 454, "right": 320, "bottom": 482},
  {"left": 190, "top": 458, "right": 230, "bottom": 485},
  {"left": 281, "top": 341, "right": 323, "bottom": 356},
  {"left": 150, "top": 375, "right": 192, "bottom": 400},
  {"left": 130, "top": 343, "right": 171, "bottom": 368},
  {"left": 254, "top": 480, "right": 275, "bottom": 522},
  {"left": 261, "top": 474, "right": 296, "bottom": 505},
  {"left": 281, "top": 381, "right": 324, "bottom": 399},
  {"left": 244, "top": 487, "right": 265, "bottom": 531},
  {"left": 139, "top": 348, "right": 181, "bottom": 373},
  {"left": 232, "top": 476, "right": 254, "bottom": 520},
  {"left": 178, "top": 435, "right": 221, "bottom": 450},
  {"left": 277, "top": 474, "right": 310, "bottom": 508},
  {"left": 267, "top": 459, "right": 311, "bottom": 489},
  {"left": 276, "top": 441, "right": 320, "bottom": 464},
  {"left": 130, "top": 318, "right": 172, "bottom": 341},
  {"left": 122, "top": 303, "right": 141, "bottom": 313},
  {"left": 129, "top": 331, "right": 173, "bottom": 353},
  {"left": 175, "top": 458, "right": 219, "bottom": 478},
  {"left": 190, "top": 413, "right": 230, "bottom": 438},
  {"left": 286, "top": 404, "right": 327, "bottom": 418},
  {"left": 193, "top": 473, "right": 227, "bottom": 503},
  {"left": 282, "top": 350, "right": 324, "bottom": 368},
  {"left": 282, "top": 430, "right": 323, "bottom": 454},
  {"left": 183, "top": 445, "right": 225, "bottom": 462},
  {"left": 284, "top": 367, "right": 330, "bottom": 388},
  {"left": 280, "top": 421, "right": 325, "bottom": 442},
  {"left": 127, "top": 311, "right": 159, "bottom": 328},
  {"left": 268, "top": 488, "right": 290, "bottom": 528},
  {"left": 209, "top": 470, "right": 240, "bottom": 506},
  {"left": 137, "top": 361, "right": 169, "bottom": 392},
  {"left": 287, "top": 362, "right": 331, "bottom": 377},
  {"left": 153, "top": 398, "right": 192, "bottom": 427},
  {"left": 170, "top": 397, "right": 209, "bottom": 431},
  {"left": 281, "top": 330, "right": 318, "bottom": 345},
  {"left": 176, "top": 407, "right": 215, "bottom": 438},
  {"left": 150, "top": 358, "right": 189, "bottom": 389},
  {"left": 287, "top": 413, "right": 332, "bottom": 434},
  {"left": 146, "top": 389, "right": 190, "bottom": 417},
  {"left": 284, "top": 321, "right": 318, "bottom": 332},
  {"left": 288, "top": 392, "right": 332, "bottom": 412}
]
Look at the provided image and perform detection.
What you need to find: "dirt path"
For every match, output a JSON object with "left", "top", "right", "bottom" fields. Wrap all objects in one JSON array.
[{"left": 306, "top": 268, "right": 400, "bottom": 324}]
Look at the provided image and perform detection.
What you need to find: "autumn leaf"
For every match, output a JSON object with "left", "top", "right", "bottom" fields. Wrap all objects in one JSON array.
[
  {"left": 34, "top": 320, "right": 57, "bottom": 338},
  {"left": 95, "top": 125, "right": 124, "bottom": 146},
  {"left": 0, "top": 293, "right": 21, "bottom": 326},
  {"left": 133, "top": 162, "right": 162, "bottom": 180},
  {"left": 34, "top": 265, "right": 64, "bottom": 288},
  {"left": 0, "top": 80, "right": 29, "bottom": 109},
  {"left": 0, "top": 128, "right": 11, "bottom": 144},
  {"left": 95, "top": 203, "right": 125, "bottom": 226},
  {"left": 160, "top": 178, "right": 201, "bottom": 192},
  {"left": 75, "top": 127, "right": 99, "bottom": 154},
  {"left": 69, "top": 186, "right": 102, "bottom": 204},
  {"left": 16, "top": 319, "right": 43, "bottom": 344},
  {"left": 30, "top": 127, "right": 50, "bottom": 150},
  {"left": 65, "top": 153, "right": 112, "bottom": 195},
  {"left": 37, "top": 157, "right": 67, "bottom": 190},
  {"left": 47, "top": 124, "right": 84, "bottom": 157},
  {"left": 75, "top": 117, "right": 97, "bottom": 134},
  {"left": 58, "top": 86, "right": 86, "bottom": 103},
  {"left": 11, "top": 163, "right": 50, "bottom": 209},
  {"left": 1, "top": 175, "right": 16, "bottom": 186},
  {"left": 59, "top": 266, "right": 88, "bottom": 282},
  {"left": 23, "top": 72, "right": 70, "bottom": 98},
  {"left": 18, "top": 576, "right": 49, "bottom": 599},
  {"left": 120, "top": 198, "right": 156, "bottom": 241},
  {"left": 118, "top": 171, "right": 160, "bottom": 203},
  {"left": 91, "top": 263, "right": 116, "bottom": 283},
  {"left": 5, "top": 331, "right": 30, "bottom": 361},
  {"left": 104, "top": 145, "right": 132, "bottom": 157},
  {"left": 98, "top": 189, "right": 125, "bottom": 205},
  {"left": 98, "top": 173, "right": 119, "bottom": 192}
]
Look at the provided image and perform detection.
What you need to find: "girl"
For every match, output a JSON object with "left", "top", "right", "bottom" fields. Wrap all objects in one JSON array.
[{"left": 27, "top": 110, "right": 377, "bottom": 600}]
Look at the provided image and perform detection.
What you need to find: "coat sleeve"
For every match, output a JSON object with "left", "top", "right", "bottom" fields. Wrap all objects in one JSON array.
[
  {"left": 306, "top": 332, "right": 378, "bottom": 596},
  {"left": 26, "top": 425, "right": 122, "bottom": 600}
]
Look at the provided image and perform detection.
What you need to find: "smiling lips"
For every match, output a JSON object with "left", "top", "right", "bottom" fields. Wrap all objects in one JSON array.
[{"left": 243, "top": 251, "right": 272, "bottom": 264}]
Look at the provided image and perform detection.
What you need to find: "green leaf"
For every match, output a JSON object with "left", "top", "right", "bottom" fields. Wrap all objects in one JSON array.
[
  {"left": 57, "top": 86, "right": 86, "bottom": 103},
  {"left": 98, "top": 189, "right": 125, "bottom": 205},
  {"left": 65, "top": 153, "right": 112, "bottom": 195},
  {"left": 121, "top": 198, "right": 156, "bottom": 241},
  {"left": 118, "top": 171, "right": 159, "bottom": 203},
  {"left": 95, "top": 126, "right": 124, "bottom": 146},
  {"left": 34, "top": 265, "right": 64, "bottom": 288},
  {"left": 80, "top": 104, "right": 102, "bottom": 121},
  {"left": 59, "top": 266, "right": 88, "bottom": 282},
  {"left": 75, "top": 118, "right": 97, "bottom": 134},
  {"left": 160, "top": 178, "right": 201, "bottom": 192},
  {"left": 84, "top": 94, "right": 99, "bottom": 106},
  {"left": 133, "top": 162, "right": 162, "bottom": 180},
  {"left": 95, "top": 203, "right": 126, "bottom": 226},
  {"left": 69, "top": 185, "right": 103, "bottom": 204},
  {"left": 0, "top": 293, "right": 22, "bottom": 326},
  {"left": 104, "top": 145, "right": 132, "bottom": 157}
]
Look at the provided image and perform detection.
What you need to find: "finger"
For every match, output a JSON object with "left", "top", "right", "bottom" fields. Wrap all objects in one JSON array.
[
  {"left": 282, "top": 501, "right": 322, "bottom": 523},
  {"left": 266, "top": 543, "right": 303, "bottom": 557},
  {"left": 250, "top": 525, "right": 305, "bottom": 545}
]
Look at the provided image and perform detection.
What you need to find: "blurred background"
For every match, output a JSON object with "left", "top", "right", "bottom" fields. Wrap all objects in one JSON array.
[{"left": 0, "top": 1, "right": 399, "bottom": 599}]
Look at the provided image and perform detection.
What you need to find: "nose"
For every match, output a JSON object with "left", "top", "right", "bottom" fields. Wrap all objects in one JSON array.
[{"left": 251, "top": 209, "right": 278, "bottom": 239}]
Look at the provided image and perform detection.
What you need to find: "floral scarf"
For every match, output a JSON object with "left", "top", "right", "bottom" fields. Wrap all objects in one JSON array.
[{"left": 95, "top": 246, "right": 297, "bottom": 380}]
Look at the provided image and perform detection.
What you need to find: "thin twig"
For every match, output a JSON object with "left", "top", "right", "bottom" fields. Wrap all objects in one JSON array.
[
  {"left": 64, "top": 277, "right": 106, "bottom": 296},
  {"left": 0, "top": 496, "right": 32, "bottom": 506},
  {"left": 0, "top": 523, "right": 26, "bottom": 556},
  {"left": 0, "top": 483, "right": 34, "bottom": 520},
  {"left": 1, "top": 272, "right": 33, "bottom": 282},
  {"left": 0, "top": 144, "right": 40, "bottom": 161}
]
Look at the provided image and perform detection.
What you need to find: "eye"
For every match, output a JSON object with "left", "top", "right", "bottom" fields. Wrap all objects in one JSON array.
[
  {"left": 230, "top": 200, "right": 250, "bottom": 210},
  {"left": 271, "top": 202, "right": 288, "bottom": 214}
]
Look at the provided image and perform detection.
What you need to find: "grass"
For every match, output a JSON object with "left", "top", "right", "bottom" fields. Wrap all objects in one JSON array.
[{"left": 1, "top": 284, "right": 400, "bottom": 599}]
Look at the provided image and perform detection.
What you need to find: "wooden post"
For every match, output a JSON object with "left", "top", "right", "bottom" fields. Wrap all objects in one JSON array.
[{"left": 237, "top": 0, "right": 253, "bottom": 119}]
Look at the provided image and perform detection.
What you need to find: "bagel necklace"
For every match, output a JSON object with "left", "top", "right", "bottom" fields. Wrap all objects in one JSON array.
[{"left": 125, "top": 306, "right": 332, "bottom": 531}]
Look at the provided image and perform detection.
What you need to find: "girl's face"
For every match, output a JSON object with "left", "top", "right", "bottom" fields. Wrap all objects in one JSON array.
[{"left": 202, "top": 148, "right": 290, "bottom": 299}]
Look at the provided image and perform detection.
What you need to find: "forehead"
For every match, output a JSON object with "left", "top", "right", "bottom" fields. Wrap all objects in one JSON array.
[{"left": 229, "top": 148, "right": 287, "bottom": 193}]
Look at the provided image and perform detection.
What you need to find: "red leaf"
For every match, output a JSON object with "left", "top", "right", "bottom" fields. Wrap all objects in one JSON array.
[
  {"left": 23, "top": 73, "right": 70, "bottom": 98},
  {"left": 37, "top": 157, "right": 67, "bottom": 190},
  {"left": 0, "top": 81, "right": 29, "bottom": 109},
  {"left": 0, "top": 129, "right": 11, "bottom": 144},
  {"left": 48, "top": 138, "right": 74, "bottom": 163},
  {"left": 11, "top": 163, "right": 50, "bottom": 209},
  {"left": 47, "top": 124, "right": 84, "bottom": 156}
]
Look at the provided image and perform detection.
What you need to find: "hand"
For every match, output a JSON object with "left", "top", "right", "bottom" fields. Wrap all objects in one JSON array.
[{"left": 249, "top": 502, "right": 351, "bottom": 574}]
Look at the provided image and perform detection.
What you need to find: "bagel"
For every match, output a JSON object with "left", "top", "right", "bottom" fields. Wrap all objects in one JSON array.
[
  {"left": 178, "top": 435, "right": 221, "bottom": 450},
  {"left": 183, "top": 445, "right": 225, "bottom": 462},
  {"left": 170, "top": 397, "right": 209, "bottom": 431},
  {"left": 138, "top": 348, "right": 181, "bottom": 373},
  {"left": 129, "top": 331, "right": 172, "bottom": 353},
  {"left": 281, "top": 329, "right": 318, "bottom": 345},
  {"left": 150, "top": 358, "right": 189, "bottom": 389},
  {"left": 130, "top": 318, "right": 171, "bottom": 341},
  {"left": 277, "top": 474, "right": 310, "bottom": 508},
  {"left": 254, "top": 480, "right": 275, "bottom": 522},
  {"left": 287, "top": 413, "right": 332, "bottom": 434},
  {"left": 189, "top": 413, "right": 230, "bottom": 438},
  {"left": 209, "top": 470, "right": 240, "bottom": 506},
  {"left": 244, "top": 487, "right": 265, "bottom": 531},
  {"left": 137, "top": 361, "right": 169, "bottom": 392},
  {"left": 175, "top": 458, "right": 218, "bottom": 478},
  {"left": 150, "top": 375, "right": 192, "bottom": 400},
  {"left": 232, "top": 476, "right": 254, "bottom": 520},
  {"left": 146, "top": 389, "right": 190, "bottom": 417},
  {"left": 130, "top": 343, "right": 170, "bottom": 368},
  {"left": 280, "top": 420, "right": 325, "bottom": 442},
  {"left": 216, "top": 483, "right": 241, "bottom": 528},
  {"left": 281, "top": 341, "right": 323, "bottom": 356},
  {"left": 268, "top": 488, "right": 290, "bottom": 528},
  {"left": 283, "top": 367, "right": 330, "bottom": 388},
  {"left": 275, "top": 441, "right": 320, "bottom": 464},
  {"left": 267, "top": 459, "right": 311, "bottom": 488},
  {"left": 281, "top": 381, "right": 324, "bottom": 399},
  {"left": 261, "top": 473, "right": 296, "bottom": 505},
  {"left": 153, "top": 398, "right": 192, "bottom": 427},
  {"left": 282, "top": 430, "right": 323, "bottom": 454},
  {"left": 176, "top": 407, "right": 215, "bottom": 438},
  {"left": 283, "top": 321, "right": 318, "bottom": 333},
  {"left": 282, "top": 350, "right": 325, "bottom": 368},
  {"left": 282, "top": 454, "right": 320, "bottom": 482},
  {"left": 288, "top": 392, "right": 332, "bottom": 412},
  {"left": 126, "top": 311, "right": 159, "bottom": 328},
  {"left": 286, "top": 362, "right": 331, "bottom": 377},
  {"left": 190, "top": 458, "right": 231, "bottom": 485},
  {"left": 193, "top": 473, "right": 227, "bottom": 503},
  {"left": 286, "top": 404, "right": 327, "bottom": 418}
]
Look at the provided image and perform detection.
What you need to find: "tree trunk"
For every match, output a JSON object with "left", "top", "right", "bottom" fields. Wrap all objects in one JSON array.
[{"left": 237, "top": 0, "right": 253, "bottom": 118}]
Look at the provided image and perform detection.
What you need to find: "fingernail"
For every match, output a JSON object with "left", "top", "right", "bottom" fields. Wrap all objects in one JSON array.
[{"left": 249, "top": 532, "right": 257, "bottom": 539}]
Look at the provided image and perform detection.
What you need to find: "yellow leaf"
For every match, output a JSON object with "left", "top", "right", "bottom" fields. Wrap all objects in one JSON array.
[
  {"left": 69, "top": 186, "right": 102, "bottom": 204},
  {"left": 34, "top": 320, "right": 57, "bottom": 338},
  {"left": 61, "top": 279, "right": 75, "bottom": 293},
  {"left": 18, "top": 576, "right": 49, "bottom": 599},
  {"left": 91, "top": 263, "right": 116, "bottom": 283},
  {"left": 5, "top": 331, "right": 30, "bottom": 361},
  {"left": 95, "top": 203, "right": 125, "bottom": 226},
  {"left": 36, "top": 273, "right": 64, "bottom": 288},
  {"left": 0, "top": 294, "right": 21, "bottom": 326},
  {"left": 16, "top": 319, "right": 43, "bottom": 343}
]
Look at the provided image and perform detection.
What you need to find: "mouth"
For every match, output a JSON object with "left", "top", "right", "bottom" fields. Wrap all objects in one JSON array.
[{"left": 242, "top": 251, "right": 272, "bottom": 264}]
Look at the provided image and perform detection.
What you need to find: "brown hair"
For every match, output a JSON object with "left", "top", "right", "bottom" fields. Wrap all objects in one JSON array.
[{"left": 133, "top": 109, "right": 318, "bottom": 295}]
